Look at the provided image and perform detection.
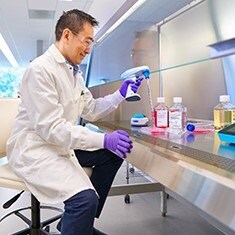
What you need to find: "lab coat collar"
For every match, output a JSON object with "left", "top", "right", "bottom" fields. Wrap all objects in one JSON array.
[
  {"left": 66, "top": 61, "right": 80, "bottom": 76},
  {"left": 49, "top": 44, "right": 66, "bottom": 64},
  {"left": 49, "top": 44, "right": 82, "bottom": 77}
]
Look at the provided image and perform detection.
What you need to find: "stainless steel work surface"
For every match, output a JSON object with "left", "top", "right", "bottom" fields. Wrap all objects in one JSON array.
[{"left": 95, "top": 121, "right": 235, "bottom": 235}]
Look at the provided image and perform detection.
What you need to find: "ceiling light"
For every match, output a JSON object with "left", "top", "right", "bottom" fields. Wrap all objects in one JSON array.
[
  {"left": 0, "top": 33, "right": 19, "bottom": 67},
  {"left": 96, "top": 0, "right": 147, "bottom": 44},
  {"left": 28, "top": 10, "right": 55, "bottom": 20}
]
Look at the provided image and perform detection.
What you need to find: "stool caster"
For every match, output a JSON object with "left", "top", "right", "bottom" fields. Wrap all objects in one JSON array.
[
  {"left": 129, "top": 167, "right": 135, "bottom": 174},
  {"left": 124, "top": 194, "right": 130, "bottom": 204},
  {"left": 161, "top": 212, "right": 167, "bottom": 217},
  {"left": 45, "top": 225, "right": 50, "bottom": 232}
]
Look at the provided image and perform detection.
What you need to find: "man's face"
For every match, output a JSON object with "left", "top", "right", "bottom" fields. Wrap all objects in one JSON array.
[
  {"left": 64, "top": 22, "right": 94, "bottom": 65},
  {"left": 131, "top": 36, "right": 158, "bottom": 69}
]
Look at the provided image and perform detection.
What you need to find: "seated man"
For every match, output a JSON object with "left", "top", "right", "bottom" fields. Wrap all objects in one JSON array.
[{"left": 7, "top": 9, "right": 142, "bottom": 235}]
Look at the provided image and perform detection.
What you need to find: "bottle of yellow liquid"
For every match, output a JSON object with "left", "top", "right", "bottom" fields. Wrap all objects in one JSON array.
[{"left": 214, "top": 95, "right": 235, "bottom": 130}]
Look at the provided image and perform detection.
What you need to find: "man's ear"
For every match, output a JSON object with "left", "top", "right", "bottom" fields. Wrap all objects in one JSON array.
[{"left": 62, "top": 28, "right": 71, "bottom": 43}]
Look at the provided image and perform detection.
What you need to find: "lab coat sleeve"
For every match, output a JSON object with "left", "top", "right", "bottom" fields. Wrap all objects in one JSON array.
[
  {"left": 81, "top": 88, "right": 124, "bottom": 122},
  {"left": 20, "top": 65, "right": 104, "bottom": 150}
]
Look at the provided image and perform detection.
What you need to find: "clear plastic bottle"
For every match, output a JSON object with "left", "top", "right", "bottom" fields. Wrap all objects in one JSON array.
[
  {"left": 169, "top": 97, "right": 187, "bottom": 130},
  {"left": 154, "top": 97, "right": 168, "bottom": 128},
  {"left": 214, "top": 95, "right": 235, "bottom": 130}
]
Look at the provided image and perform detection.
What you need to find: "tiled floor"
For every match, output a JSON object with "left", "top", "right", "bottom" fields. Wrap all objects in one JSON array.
[{"left": 0, "top": 163, "right": 225, "bottom": 235}]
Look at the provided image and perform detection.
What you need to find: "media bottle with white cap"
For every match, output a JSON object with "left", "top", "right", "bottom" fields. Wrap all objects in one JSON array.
[
  {"left": 213, "top": 95, "right": 235, "bottom": 130},
  {"left": 154, "top": 97, "right": 168, "bottom": 128},
  {"left": 169, "top": 97, "right": 187, "bottom": 130}
]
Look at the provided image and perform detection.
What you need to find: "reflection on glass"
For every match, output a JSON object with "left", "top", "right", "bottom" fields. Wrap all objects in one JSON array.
[
  {"left": 87, "top": 0, "right": 235, "bottom": 122},
  {"left": 131, "top": 30, "right": 158, "bottom": 70}
]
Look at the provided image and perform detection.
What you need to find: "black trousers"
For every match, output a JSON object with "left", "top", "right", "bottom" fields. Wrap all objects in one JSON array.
[{"left": 74, "top": 149, "right": 123, "bottom": 218}]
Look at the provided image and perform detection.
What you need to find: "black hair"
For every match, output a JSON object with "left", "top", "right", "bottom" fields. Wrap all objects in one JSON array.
[{"left": 55, "top": 9, "right": 99, "bottom": 41}]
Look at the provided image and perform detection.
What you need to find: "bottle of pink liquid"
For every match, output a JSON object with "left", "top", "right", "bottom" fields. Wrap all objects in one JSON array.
[{"left": 154, "top": 97, "right": 169, "bottom": 128}]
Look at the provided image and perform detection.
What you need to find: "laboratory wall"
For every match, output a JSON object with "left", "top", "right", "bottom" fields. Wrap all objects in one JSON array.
[
  {"left": 88, "top": 0, "right": 235, "bottom": 122},
  {"left": 160, "top": 0, "right": 226, "bottom": 120}
]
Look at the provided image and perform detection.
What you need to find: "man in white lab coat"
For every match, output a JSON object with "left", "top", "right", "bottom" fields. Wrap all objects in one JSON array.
[{"left": 7, "top": 9, "right": 142, "bottom": 235}]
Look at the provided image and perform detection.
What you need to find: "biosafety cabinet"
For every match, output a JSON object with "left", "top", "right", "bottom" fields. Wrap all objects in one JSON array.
[
  {"left": 85, "top": 1, "right": 235, "bottom": 234},
  {"left": 86, "top": 0, "right": 235, "bottom": 123}
]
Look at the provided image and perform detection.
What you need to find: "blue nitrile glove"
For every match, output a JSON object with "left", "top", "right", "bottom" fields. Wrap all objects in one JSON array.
[
  {"left": 119, "top": 78, "right": 144, "bottom": 98},
  {"left": 104, "top": 130, "right": 133, "bottom": 158}
]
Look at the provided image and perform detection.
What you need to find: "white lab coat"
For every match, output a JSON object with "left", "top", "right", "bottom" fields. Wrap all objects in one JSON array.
[{"left": 7, "top": 44, "right": 124, "bottom": 204}]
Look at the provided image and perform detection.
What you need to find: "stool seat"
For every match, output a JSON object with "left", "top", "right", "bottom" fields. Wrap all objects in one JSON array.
[
  {"left": 83, "top": 167, "right": 93, "bottom": 177},
  {"left": 0, "top": 161, "right": 93, "bottom": 192},
  {"left": 0, "top": 163, "right": 28, "bottom": 191}
]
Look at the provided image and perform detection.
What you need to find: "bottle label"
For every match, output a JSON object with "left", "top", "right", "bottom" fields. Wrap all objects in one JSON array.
[
  {"left": 214, "top": 109, "right": 235, "bottom": 130},
  {"left": 183, "top": 111, "right": 187, "bottom": 128},
  {"left": 169, "top": 110, "right": 183, "bottom": 129},
  {"left": 156, "top": 110, "right": 168, "bottom": 127}
]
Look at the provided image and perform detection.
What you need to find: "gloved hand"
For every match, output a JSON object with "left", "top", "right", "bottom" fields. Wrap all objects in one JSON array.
[
  {"left": 104, "top": 130, "right": 133, "bottom": 158},
  {"left": 119, "top": 77, "right": 143, "bottom": 98}
]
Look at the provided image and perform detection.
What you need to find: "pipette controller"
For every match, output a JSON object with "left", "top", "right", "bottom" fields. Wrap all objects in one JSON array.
[{"left": 121, "top": 65, "right": 150, "bottom": 101}]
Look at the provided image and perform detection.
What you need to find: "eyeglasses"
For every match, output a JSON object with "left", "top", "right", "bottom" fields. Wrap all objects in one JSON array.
[{"left": 72, "top": 31, "right": 95, "bottom": 48}]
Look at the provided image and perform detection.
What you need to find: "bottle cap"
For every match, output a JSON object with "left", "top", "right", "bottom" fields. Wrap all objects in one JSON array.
[
  {"left": 219, "top": 95, "right": 230, "bottom": 102},
  {"left": 173, "top": 97, "right": 182, "bottom": 103},
  {"left": 187, "top": 124, "right": 195, "bottom": 132},
  {"left": 157, "top": 97, "right": 165, "bottom": 103}
]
